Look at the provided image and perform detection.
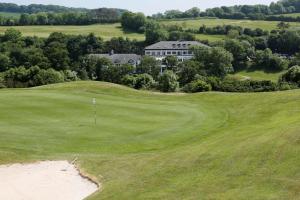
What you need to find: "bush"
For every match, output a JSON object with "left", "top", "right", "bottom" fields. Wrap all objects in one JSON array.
[
  {"left": 33, "top": 68, "right": 64, "bottom": 86},
  {"left": 158, "top": 70, "right": 179, "bottom": 92},
  {"left": 0, "top": 73, "right": 5, "bottom": 88},
  {"left": 183, "top": 80, "right": 211, "bottom": 93},
  {"left": 121, "top": 73, "right": 155, "bottom": 90},
  {"left": 135, "top": 74, "right": 155, "bottom": 89},
  {"left": 280, "top": 65, "right": 300, "bottom": 86},
  {"left": 219, "top": 77, "right": 278, "bottom": 92},
  {"left": 62, "top": 70, "right": 78, "bottom": 82}
]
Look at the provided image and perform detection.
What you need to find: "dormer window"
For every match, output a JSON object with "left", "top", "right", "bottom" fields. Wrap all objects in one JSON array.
[
  {"left": 172, "top": 44, "right": 176, "bottom": 48},
  {"left": 177, "top": 44, "right": 181, "bottom": 48}
]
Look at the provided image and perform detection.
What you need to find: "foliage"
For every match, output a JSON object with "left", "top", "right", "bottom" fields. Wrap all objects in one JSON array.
[
  {"left": 280, "top": 65, "right": 300, "bottom": 86},
  {"left": 157, "top": 70, "right": 179, "bottom": 92},
  {"left": 192, "top": 46, "right": 234, "bottom": 77},
  {"left": 183, "top": 79, "right": 212, "bottom": 93},
  {"left": 121, "top": 12, "right": 147, "bottom": 33}
]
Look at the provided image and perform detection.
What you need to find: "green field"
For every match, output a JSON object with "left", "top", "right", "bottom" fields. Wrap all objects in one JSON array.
[
  {"left": 0, "top": 81, "right": 300, "bottom": 199},
  {"left": 161, "top": 18, "right": 300, "bottom": 31},
  {"left": 0, "top": 11, "right": 20, "bottom": 18},
  {"left": 231, "top": 70, "right": 285, "bottom": 82},
  {"left": 274, "top": 13, "right": 300, "bottom": 17},
  {"left": 0, "top": 24, "right": 145, "bottom": 40}
]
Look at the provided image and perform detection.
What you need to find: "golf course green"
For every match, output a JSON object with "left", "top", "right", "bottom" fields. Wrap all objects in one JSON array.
[{"left": 0, "top": 81, "right": 299, "bottom": 199}]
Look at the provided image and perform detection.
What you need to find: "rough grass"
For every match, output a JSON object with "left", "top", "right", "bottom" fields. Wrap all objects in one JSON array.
[
  {"left": 161, "top": 18, "right": 300, "bottom": 31},
  {"left": 231, "top": 70, "right": 286, "bottom": 82},
  {"left": 0, "top": 81, "right": 300, "bottom": 200},
  {"left": 0, "top": 11, "right": 20, "bottom": 18},
  {"left": 0, "top": 23, "right": 145, "bottom": 40}
]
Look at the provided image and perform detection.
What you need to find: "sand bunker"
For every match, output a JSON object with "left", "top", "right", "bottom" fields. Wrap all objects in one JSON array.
[{"left": 0, "top": 160, "right": 99, "bottom": 200}]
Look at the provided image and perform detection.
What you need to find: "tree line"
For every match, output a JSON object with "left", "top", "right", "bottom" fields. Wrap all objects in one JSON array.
[
  {"left": 0, "top": 8, "right": 126, "bottom": 26},
  {"left": 152, "top": 0, "right": 300, "bottom": 22},
  {"left": 0, "top": 3, "right": 87, "bottom": 14}
]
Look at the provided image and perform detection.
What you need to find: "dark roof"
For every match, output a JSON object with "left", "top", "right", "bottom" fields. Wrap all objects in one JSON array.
[
  {"left": 89, "top": 54, "right": 141, "bottom": 64},
  {"left": 145, "top": 41, "right": 209, "bottom": 50}
]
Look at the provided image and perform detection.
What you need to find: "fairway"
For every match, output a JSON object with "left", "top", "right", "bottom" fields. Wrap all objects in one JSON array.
[
  {"left": 161, "top": 18, "right": 300, "bottom": 31},
  {"left": 0, "top": 81, "right": 300, "bottom": 199},
  {"left": 0, "top": 24, "right": 145, "bottom": 40}
]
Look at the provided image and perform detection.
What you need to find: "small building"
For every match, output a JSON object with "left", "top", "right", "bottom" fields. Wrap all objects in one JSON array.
[
  {"left": 144, "top": 41, "right": 209, "bottom": 61},
  {"left": 89, "top": 51, "right": 142, "bottom": 67}
]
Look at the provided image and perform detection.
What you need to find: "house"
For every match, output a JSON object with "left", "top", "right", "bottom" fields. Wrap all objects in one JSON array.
[
  {"left": 89, "top": 51, "right": 142, "bottom": 67},
  {"left": 144, "top": 41, "right": 209, "bottom": 61}
]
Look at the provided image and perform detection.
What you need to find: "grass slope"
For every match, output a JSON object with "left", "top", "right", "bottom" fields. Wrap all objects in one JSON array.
[
  {"left": 0, "top": 24, "right": 145, "bottom": 40},
  {"left": 231, "top": 70, "right": 286, "bottom": 82},
  {"left": 0, "top": 81, "right": 300, "bottom": 199},
  {"left": 161, "top": 18, "right": 300, "bottom": 31}
]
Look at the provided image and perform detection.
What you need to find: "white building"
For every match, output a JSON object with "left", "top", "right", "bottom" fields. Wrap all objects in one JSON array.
[{"left": 144, "top": 41, "right": 209, "bottom": 61}]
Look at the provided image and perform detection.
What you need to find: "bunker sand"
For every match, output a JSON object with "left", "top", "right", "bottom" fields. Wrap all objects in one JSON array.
[{"left": 0, "top": 161, "right": 99, "bottom": 200}]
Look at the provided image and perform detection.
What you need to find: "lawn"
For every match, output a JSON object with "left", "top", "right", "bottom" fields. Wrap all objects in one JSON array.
[
  {"left": 231, "top": 70, "right": 286, "bottom": 82},
  {"left": 161, "top": 18, "right": 300, "bottom": 31},
  {"left": 0, "top": 81, "right": 299, "bottom": 199},
  {"left": 0, "top": 23, "right": 145, "bottom": 40}
]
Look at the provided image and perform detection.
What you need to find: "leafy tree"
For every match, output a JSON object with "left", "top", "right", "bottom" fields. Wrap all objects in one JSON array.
[
  {"left": 121, "top": 12, "right": 147, "bottom": 32},
  {"left": 158, "top": 70, "right": 179, "bottom": 92},
  {"left": 145, "top": 20, "right": 168, "bottom": 44},
  {"left": 137, "top": 56, "right": 161, "bottom": 78},
  {"left": 192, "top": 46, "right": 234, "bottom": 77},
  {"left": 280, "top": 65, "right": 300, "bottom": 85},
  {"left": 0, "top": 53, "right": 11, "bottom": 72},
  {"left": 4, "top": 28, "right": 22, "bottom": 42},
  {"left": 277, "top": 21, "right": 290, "bottom": 30},
  {"left": 44, "top": 42, "right": 70, "bottom": 70},
  {"left": 177, "top": 60, "right": 204, "bottom": 85}
]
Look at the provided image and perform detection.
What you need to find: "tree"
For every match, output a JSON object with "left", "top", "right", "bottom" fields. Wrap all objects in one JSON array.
[
  {"left": 192, "top": 46, "right": 234, "bottom": 77},
  {"left": 121, "top": 12, "right": 147, "bottom": 32},
  {"left": 44, "top": 42, "right": 70, "bottom": 70},
  {"left": 183, "top": 79, "right": 211, "bottom": 93},
  {"left": 177, "top": 60, "right": 204, "bottom": 85},
  {"left": 158, "top": 70, "right": 179, "bottom": 92},
  {"left": 145, "top": 20, "right": 168, "bottom": 44},
  {"left": 0, "top": 53, "right": 11, "bottom": 72},
  {"left": 4, "top": 28, "right": 22, "bottom": 42},
  {"left": 137, "top": 56, "right": 161, "bottom": 78},
  {"left": 164, "top": 56, "right": 178, "bottom": 69}
]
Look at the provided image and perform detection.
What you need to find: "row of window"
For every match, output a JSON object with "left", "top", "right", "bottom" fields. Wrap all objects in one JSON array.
[{"left": 145, "top": 50, "right": 193, "bottom": 56}]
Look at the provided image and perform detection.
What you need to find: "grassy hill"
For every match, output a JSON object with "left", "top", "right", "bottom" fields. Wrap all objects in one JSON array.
[
  {"left": 0, "top": 24, "right": 145, "bottom": 40},
  {"left": 0, "top": 81, "right": 299, "bottom": 199},
  {"left": 230, "top": 70, "right": 286, "bottom": 82},
  {"left": 161, "top": 18, "right": 300, "bottom": 31}
]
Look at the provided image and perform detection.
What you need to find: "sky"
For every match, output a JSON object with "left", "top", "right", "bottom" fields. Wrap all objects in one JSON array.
[{"left": 0, "top": 0, "right": 275, "bottom": 15}]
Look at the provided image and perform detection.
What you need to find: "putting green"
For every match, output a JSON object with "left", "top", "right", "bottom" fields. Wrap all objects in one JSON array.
[{"left": 0, "top": 81, "right": 299, "bottom": 199}]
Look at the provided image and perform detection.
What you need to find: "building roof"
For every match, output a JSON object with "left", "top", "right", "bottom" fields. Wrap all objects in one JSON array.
[
  {"left": 145, "top": 41, "right": 209, "bottom": 50},
  {"left": 89, "top": 53, "right": 141, "bottom": 65}
]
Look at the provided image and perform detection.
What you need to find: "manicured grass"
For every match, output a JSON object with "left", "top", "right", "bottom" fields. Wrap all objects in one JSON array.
[
  {"left": 0, "top": 81, "right": 300, "bottom": 199},
  {"left": 230, "top": 70, "right": 286, "bottom": 82},
  {"left": 0, "top": 24, "right": 145, "bottom": 40},
  {"left": 161, "top": 18, "right": 300, "bottom": 31}
]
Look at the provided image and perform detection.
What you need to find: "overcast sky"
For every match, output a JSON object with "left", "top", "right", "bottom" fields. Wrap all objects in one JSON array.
[{"left": 0, "top": 0, "right": 275, "bottom": 15}]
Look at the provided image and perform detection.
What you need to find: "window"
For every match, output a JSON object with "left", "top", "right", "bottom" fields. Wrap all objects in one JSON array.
[
  {"left": 177, "top": 51, "right": 181, "bottom": 55},
  {"left": 172, "top": 51, "right": 177, "bottom": 55},
  {"left": 162, "top": 51, "right": 166, "bottom": 55},
  {"left": 183, "top": 44, "right": 186, "bottom": 48},
  {"left": 183, "top": 51, "right": 187, "bottom": 55},
  {"left": 145, "top": 51, "right": 150, "bottom": 55},
  {"left": 151, "top": 52, "right": 155, "bottom": 56},
  {"left": 188, "top": 50, "right": 192, "bottom": 55},
  {"left": 167, "top": 51, "right": 171, "bottom": 55},
  {"left": 157, "top": 52, "right": 161, "bottom": 56},
  {"left": 172, "top": 44, "right": 176, "bottom": 48},
  {"left": 177, "top": 44, "right": 181, "bottom": 48}
]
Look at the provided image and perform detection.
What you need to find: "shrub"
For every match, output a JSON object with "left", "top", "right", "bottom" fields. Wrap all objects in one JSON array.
[
  {"left": 158, "top": 70, "right": 179, "bottom": 92},
  {"left": 183, "top": 79, "right": 212, "bottom": 93},
  {"left": 33, "top": 68, "right": 64, "bottom": 86},
  {"left": 135, "top": 74, "right": 155, "bottom": 89},
  {"left": 280, "top": 65, "right": 300, "bottom": 86}
]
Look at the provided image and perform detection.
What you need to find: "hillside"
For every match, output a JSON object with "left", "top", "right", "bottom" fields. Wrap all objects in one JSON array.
[
  {"left": 0, "top": 81, "right": 299, "bottom": 199},
  {"left": 161, "top": 18, "right": 300, "bottom": 31}
]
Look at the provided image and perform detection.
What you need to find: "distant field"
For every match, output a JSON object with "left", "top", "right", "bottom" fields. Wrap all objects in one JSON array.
[
  {"left": 230, "top": 70, "right": 285, "bottom": 82},
  {"left": 0, "top": 24, "right": 145, "bottom": 40},
  {"left": 0, "top": 12, "right": 20, "bottom": 18},
  {"left": 195, "top": 34, "right": 226, "bottom": 42},
  {"left": 161, "top": 18, "right": 300, "bottom": 31},
  {"left": 274, "top": 13, "right": 300, "bottom": 17}
]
